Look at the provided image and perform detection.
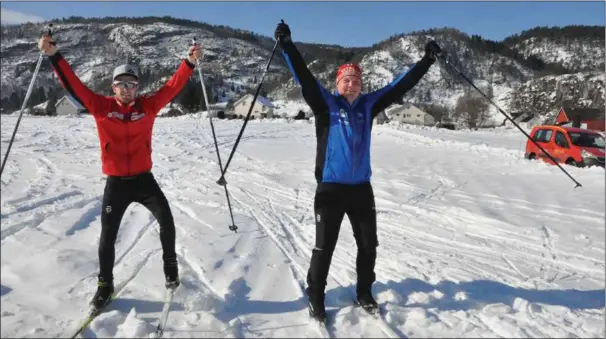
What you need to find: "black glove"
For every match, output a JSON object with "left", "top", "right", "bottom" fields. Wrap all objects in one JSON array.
[
  {"left": 425, "top": 40, "right": 441, "bottom": 60},
  {"left": 274, "top": 21, "right": 291, "bottom": 43}
]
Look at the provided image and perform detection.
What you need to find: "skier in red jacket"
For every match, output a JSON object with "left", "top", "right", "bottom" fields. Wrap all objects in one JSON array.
[{"left": 38, "top": 33, "right": 201, "bottom": 311}]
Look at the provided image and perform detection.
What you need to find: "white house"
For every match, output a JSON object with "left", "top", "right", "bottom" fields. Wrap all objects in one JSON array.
[
  {"left": 387, "top": 103, "right": 434, "bottom": 125},
  {"left": 233, "top": 94, "right": 275, "bottom": 119},
  {"left": 55, "top": 94, "right": 87, "bottom": 115}
]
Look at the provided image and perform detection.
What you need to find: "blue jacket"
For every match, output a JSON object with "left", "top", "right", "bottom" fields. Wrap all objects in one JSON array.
[{"left": 280, "top": 41, "right": 434, "bottom": 184}]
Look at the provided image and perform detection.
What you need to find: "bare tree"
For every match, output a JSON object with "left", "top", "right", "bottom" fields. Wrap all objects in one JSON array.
[
  {"left": 420, "top": 103, "right": 450, "bottom": 123},
  {"left": 453, "top": 88, "right": 490, "bottom": 129}
]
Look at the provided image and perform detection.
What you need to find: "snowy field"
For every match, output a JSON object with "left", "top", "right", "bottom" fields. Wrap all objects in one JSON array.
[{"left": 1, "top": 114, "right": 604, "bottom": 338}]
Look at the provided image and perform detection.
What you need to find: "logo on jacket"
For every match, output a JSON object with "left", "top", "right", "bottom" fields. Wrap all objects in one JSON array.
[
  {"left": 333, "top": 109, "right": 350, "bottom": 126},
  {"left": 131, "top": 112, "right": 145, "bottom": 121},
  {"left": 107, "top": 111, "right": 146, "bottom": 121}
]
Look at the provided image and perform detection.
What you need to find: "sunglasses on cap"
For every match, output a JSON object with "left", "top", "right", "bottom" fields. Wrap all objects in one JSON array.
[{"left": 112, "top": 81, "right": 139, "bottom": 89}]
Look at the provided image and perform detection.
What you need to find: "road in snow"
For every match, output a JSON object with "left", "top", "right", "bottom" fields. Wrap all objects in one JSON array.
[{"left": 1, "top": 115, "right": 604, "bottom": 338}]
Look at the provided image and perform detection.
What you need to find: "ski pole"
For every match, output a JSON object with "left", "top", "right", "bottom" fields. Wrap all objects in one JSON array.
[
  {"left": 216, "top": 20, "right": 283, "bottom": 186},
  {"left": 1, "top": 24, "right": 55, "bottom": 179},
  {"left": 192, "top": 38, "right": 238, "bottom": 233},
  {"left": 435, "top": 51, "right": 582, "bottom": 188}
]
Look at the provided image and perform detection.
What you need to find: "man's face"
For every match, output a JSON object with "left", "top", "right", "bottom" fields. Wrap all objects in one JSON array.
[
  {"left": 112, "top": 75, "right": 139, "bottom": 103},
  {"left": 337, "top": 75, "right": 362, "bottom": 98}
]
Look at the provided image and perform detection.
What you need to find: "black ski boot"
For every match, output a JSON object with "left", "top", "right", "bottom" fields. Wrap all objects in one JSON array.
[
  {"left": 305, "top": 287, "right": 327, "bottom": 323},
  {"left": 356, "top": 292, "right": 379, "bottom": 314},
  {"left": 90, "top": 278, "right": 114, "bottom": 311},
  {"left": 164, "top": 262, "right": 180, "bottom": 290}
]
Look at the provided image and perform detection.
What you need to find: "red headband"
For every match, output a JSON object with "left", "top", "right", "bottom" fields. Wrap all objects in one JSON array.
[{"left": 336, "top": 63, "right": 362, "bottom": 83}]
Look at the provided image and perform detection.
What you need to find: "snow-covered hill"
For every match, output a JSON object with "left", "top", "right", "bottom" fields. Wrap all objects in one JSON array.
[
  {"left": 503, "top": 26, "right": 605, "bottom": 73},
  {"left": 509, "top": 71, "right": 605, "bottom": 120},
  {"left": 272, "top": 28, "right": 604, "bottom": 125},
  {"left": 1, "top": 18, "right": 604, "bottom": 125},
  {"left": 1, "top": 19, "right": 282, "bottom": 111}
]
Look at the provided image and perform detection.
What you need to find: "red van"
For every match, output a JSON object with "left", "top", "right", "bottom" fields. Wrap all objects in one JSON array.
[{"left": 525, "top": 125, "right": 605, "bottom": 168}]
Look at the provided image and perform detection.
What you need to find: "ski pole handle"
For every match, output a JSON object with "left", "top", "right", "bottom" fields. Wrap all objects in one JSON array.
[
  {"left": 189, "top": 37, "right": 199, "bottom": 56},
  {"left": 45, "top": 23, "right": 56, "bottom": 46}
]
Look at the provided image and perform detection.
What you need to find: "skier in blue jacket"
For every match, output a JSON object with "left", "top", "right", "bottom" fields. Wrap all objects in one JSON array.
[{"left": 274, "top": 21, "right": 441, "bottom": 322}]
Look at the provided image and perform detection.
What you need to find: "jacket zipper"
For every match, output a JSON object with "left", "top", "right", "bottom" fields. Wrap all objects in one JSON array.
[
  {"left": 337, "top": 94, "right": 361, "bottom": 183},
  {"left": 345, "top": 99, "right": 358, "bottom": 182},
  {"left": 126, "top": 113, "right": 131, "bottom": 176},
  {"left": 352, "top": 115, "right": 356, "bottom": 181}
]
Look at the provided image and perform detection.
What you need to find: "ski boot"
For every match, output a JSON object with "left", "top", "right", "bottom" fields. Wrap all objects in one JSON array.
[
  {"left": 90, "top": 278, "right": 114, "bottom": 312},
  {"left": 164, "top": 262, "right": 180, "bottom": 290},
  {"left": 306, "top": 287, "right": 327, "bottom": 323},
  {"left": 356, "top": 292, "right": 379, "bottom": 314}
]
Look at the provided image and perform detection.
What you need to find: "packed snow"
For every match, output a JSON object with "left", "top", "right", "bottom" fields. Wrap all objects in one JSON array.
[{"left": 1, "top": 109, "right": 604, "bottom": 338}]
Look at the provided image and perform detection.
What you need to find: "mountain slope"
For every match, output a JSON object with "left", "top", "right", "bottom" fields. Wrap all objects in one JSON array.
[{"left": 1, "top": 17, "right": 604, "bottom": 125}]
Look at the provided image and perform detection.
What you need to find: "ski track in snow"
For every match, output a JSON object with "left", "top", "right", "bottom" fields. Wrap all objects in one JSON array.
[{"left": 1, "top": 115, "right": 604, "bottom": 338}]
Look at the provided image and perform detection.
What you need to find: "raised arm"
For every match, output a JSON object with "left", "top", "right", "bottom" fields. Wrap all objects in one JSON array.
[
  {"left": 367, "top": 41, "right": 441, "bottom": 117},
  {"left": 274, "top": 22, "right": 329, "bottom": 115},
  {"left": 39, "top": 35, "right": 106, "bottom": 115},
  {"left": 144, "top": 59, "right": 195, "bottom": 115},
  {"left": 144, "top": 43, "right": 201, "bottom": 115}
]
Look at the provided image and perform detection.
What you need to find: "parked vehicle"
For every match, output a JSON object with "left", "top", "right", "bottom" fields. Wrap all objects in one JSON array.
[{"left": 525, "top": 125, "right": 605, "bottom": 168}]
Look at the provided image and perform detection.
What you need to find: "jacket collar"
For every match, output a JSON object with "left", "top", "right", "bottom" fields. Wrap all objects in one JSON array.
[
  {"left": 333, "top": 90, "right": 362, "bottom": 106},
  {"left": 114, "top": 97, "right": 137, "bottom": 107}
]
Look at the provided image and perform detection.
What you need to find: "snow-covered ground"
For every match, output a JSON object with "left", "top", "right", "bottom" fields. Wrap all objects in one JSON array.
[{"left": 1, "top": 114, "right": 604, "bottom": 338}]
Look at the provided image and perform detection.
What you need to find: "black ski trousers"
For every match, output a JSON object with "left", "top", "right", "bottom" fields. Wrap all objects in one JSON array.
[
  {"left": 307, "top": 182, "right": 378, "bottom": 297},
  {"left": 98, "top": 171, "right": 177, "bottom": 282}
]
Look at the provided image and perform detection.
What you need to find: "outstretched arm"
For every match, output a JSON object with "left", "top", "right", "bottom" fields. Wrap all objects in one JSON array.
[
  {"left": 145, "top": 60, "right": 195, "bottom": 115},
  {"left": 40, "top": 35, "right": 106, "bottom": 115},
  {"left": 368, "top": 41, "right": 441, "bottom": 117},
  {"left": 145, "top": 43, "right": 201, "bottom": 115},
  {"left": 275, "top": 22, "right": 329, "bottom": 115}
]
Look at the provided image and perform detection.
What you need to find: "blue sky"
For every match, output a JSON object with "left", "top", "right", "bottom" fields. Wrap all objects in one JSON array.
[{"left": 1, "top": 1, "right": 604, "bottom": 47}]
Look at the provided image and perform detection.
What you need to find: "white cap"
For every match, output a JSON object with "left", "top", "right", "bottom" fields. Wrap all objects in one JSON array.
[{"left": 112, "top": 64, "right": 139, "bottom": 81}]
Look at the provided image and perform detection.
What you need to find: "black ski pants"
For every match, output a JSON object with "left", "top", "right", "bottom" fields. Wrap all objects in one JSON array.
[
  {"left": 307, "top": 182, "right": 378, "bottom": 297},
  {"left": 98, "top": 171, "right": 176, "bottom": 282}
]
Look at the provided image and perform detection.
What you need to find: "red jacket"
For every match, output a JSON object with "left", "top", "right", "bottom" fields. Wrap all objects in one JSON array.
[{"left": 49, "top": 52, "right": 194, "bottom": 177}]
